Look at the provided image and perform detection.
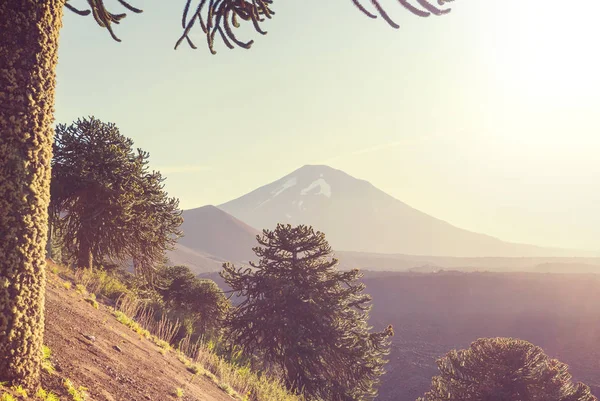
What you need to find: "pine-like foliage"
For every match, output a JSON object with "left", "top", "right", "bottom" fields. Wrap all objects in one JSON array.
[
  {"left": 157, "top": 265, "right": 229, "bottom": 336},
  {"left": 50, "top": 117, "right": 183, "bottom": 276},
  {"left": 221, "top": 224, "right": 394, "bottom": 401},
  {"left": 1, "top": 0, "right": 450, "bottom": 389},
  {"left": 418, "top": 337, "right": 598, "bottom": 401},
  {"left": 64, "top": 0, "right": 455, "bottom": 53}
]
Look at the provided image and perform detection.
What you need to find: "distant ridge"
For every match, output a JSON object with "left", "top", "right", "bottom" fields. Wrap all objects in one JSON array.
[
  {"left": 174, "top": 205, "right": 259, "bottom": 269},
  {"left": 217, "top": 165, "right": 588, "bottom": 258}
]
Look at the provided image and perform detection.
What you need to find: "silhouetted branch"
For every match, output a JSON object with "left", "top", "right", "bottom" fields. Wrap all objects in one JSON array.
[
  {"left": 64, "top": 0, "right": 143, "bottom": 42},
  {"left": 64, "top": 0, "right": 454, "bottom": 52},
  {"left": 352, "top": 0, "right": 453, "bottom": 28},
  {"left": 175, "top": 0, "right": 274, "bottom": 54}
]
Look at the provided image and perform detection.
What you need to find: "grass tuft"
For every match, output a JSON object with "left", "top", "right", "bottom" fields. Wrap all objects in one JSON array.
[
  {"left": 172, "top": 387, "right": 184, "bottom": 398},
  {"left": 187, "top": 364, "right": 200, "bottom": 375},
  {"left": 42, "top": 345, "right": 56, "bottom": 375},
  {"left": 10, "top": 386, "right": 27, "bottom": 398},
  {"left": 85, "top": 296, "right": 99, "bottom": 309},
  {"left": 75, "top": 284, "right": 86, "bottom": 295},
  {"left": 64, "top": 379, "right": 88, "bottom": 401},
  {"left": 36, "top": 388, "right": 60, "bottom": 401}
]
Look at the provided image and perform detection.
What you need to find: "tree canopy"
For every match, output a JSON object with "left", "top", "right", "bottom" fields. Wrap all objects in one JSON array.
[
  {"left": 157, "top": 265, "right": 229, "bottom": 336},
  {"left": 221, "top": 224, "right": 394, "bottom": 400},
  {"left": 0, "top": 0, "right": 453, "bottom": 389},
  {"left": 50, "top": 117, "right": 183, "bottom": 275},
  {"left": 65, "top": 0, "right": 455, "bottom": 53},
  {"left": 418, "top": 337, "right": 598, "bottom": 401}
]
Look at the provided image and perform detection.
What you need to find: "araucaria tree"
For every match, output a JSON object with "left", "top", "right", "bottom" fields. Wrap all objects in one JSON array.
[
  {"left": 221, "top": 224, "right": 394, "bottom": 400},
  {"left": 157, "top": 265, "right": 229, "bottom": 337},
  {"left": 418, "top": 337, "right": 597, "bottom": 401},
  {"left": 1, "top": 0, "right": 453, "bottom": 389},
  {"left": 50, "top": 117, "right": 183, "bottom": 274}
]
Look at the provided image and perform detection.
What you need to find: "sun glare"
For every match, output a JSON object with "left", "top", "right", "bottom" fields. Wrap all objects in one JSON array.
[{"left": 482, "top": 2, "right": 600, "bottom": 108}]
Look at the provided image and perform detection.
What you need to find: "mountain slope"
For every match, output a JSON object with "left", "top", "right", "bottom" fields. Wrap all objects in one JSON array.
[
  {"left": 178, "top": 205, "right": 259, "bottom": 264},
  {"left": 166, "top": 244, "right": 226, "bottom": 274},
  {"left": 219, "top": 165, "right": 579, "bottom": 257}
]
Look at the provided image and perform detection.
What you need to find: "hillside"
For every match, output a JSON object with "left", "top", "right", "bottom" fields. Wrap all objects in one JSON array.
[
  {"left": 219, "top": 165, "right": 585, "bottom": 257},
  {"left": 166, "top": 244, "right": 226, "bottom": 274},
  {"left": 200, "top": 270, "right": 600, "bottom": 401},
  {"left": 177, "top": 205, "right": 259, "bottom": 264},
  {"left": 37, "top": 272, "right": 236, "bottom": 401}
]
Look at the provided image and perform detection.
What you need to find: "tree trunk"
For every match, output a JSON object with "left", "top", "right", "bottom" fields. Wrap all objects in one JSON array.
[
  {"left": 46, "top": 219, "right": 53, "bottom": 259},
  {"left": 0, "top": 0, "right": 65, "bottom": 389},
  {"left": 77, "top": 237, "right": 93, "bottom": 271}
]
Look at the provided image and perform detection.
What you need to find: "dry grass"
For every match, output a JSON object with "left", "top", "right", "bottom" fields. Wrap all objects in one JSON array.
[
  {"left": 73, "top": 268, "right": 128, "bottom": 300},
  {"left": 47, "top": 261, "right": 303, "bottom": 401},
  {"left": 117, "top": 294, "right": 180, "bottom": 345},
  {"left": 113, "top": 297, "right": 303, "bottom": 401}
]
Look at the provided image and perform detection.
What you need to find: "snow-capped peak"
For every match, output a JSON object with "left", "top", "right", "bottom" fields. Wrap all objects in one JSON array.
[{"left": 300, "top": 178, "right": 332, "bottom": 198}]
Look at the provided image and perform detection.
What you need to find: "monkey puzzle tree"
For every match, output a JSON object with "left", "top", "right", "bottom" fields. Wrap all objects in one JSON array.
[
  {"left": 221, "top": 224, "right": 394, "bottom": 400},
  {"left": 50, "top": 117, "right": 182, "bottom": 274},
  {"left": 127, "top": 169, "right": 184, "bottom": 280},
  {"left": 418, "top": 337, "right": 597, "bottom": 401},
  {"left": 0, "top": 0, "right": 454, "bottom": 389},
  {"left": 157, "top": 265, "right": 229, "bottom": 337}
]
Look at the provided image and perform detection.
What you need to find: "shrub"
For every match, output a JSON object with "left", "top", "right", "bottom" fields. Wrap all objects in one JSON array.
[{"left": 418, "top": 337, "right": 597, "bottom": 401}]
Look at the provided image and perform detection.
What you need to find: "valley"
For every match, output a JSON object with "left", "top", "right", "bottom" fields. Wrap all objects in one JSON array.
[{"left": 172, "top": 164, "right": 600, "bottom": 400}]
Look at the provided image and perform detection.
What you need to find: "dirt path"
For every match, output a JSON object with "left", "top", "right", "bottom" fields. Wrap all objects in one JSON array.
[{"left": 43, "top": 274, "right": 233, "bottom": 401}]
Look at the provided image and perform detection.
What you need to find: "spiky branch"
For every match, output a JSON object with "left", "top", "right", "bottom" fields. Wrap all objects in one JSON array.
[{"left": 65, "top": 0, "right": 454, "bottom": 51}]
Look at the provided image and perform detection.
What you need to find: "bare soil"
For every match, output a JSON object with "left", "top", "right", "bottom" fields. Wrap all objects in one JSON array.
[{"left": 41, "top": 273, "right": 233, "bottom": 401}]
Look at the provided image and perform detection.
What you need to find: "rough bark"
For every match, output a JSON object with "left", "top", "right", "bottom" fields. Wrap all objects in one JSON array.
[
  {"left": 0, "top": 0, "right": 65, "bottom": 388},
  {"left": 76, "top": 234, "right": 93, "bottom": 270}
]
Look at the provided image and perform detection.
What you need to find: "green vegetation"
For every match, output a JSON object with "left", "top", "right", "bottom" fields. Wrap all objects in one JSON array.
[
  {"left": 36, "top": 388, "right": 60, "bottom": 401},
  {"left": 218, "top": 382, "right": 235, "bottom": 396},
  {"left": 156, "top": 265, "right": 229, "bottom": 338},
  {"left": 50, "top": 117, "right": 182, "bottom": 275},
  {"left": 418, "top": 337, "right": 597, "bottom": 401},
  {"left": 10, "top": 386, "right": 26, "bottom": 398},
  {"left": 0, "top": 0, "right": 449, "bottom": 388},
  {"left": 75, "top": 284, "right": 86, "bottom": 295},
  {"left": 112, "top": 307, "right": 302, "bottom": 401},
  {"left": 112, "top": 310, "right": 151, "bottom": 339},
  {"left": 0, "top": 393, "right": 15, "bottom": 401},
  {"left": 73, "top": 268, "right": 129, "bottom": 302},
  {"left": 172, "top": 387, "right": 184, "bottom": 398},
  {"left": 64, "top": 379, "right": 88, "bottom": 401},
  {"left": 84, "top": 297, "right": 99, "bottom": 309},
  {"left": 222, "top": 224, "right": 393, "bottom": 400},
  {"left": 47, "top": 254, "right": 600, "bottom": 401},
  {"left": 41, "top": 346, "right": 55, "bottom": 375}
]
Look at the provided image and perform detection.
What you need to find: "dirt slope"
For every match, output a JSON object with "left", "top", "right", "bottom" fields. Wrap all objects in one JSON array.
[{"left": 42, "top": 273, "right": 233, "bottom": 401}]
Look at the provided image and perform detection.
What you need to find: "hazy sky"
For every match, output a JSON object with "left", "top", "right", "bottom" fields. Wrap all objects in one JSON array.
[{"left": 55, "top": 1, "right": 600, "bottom": 251}]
